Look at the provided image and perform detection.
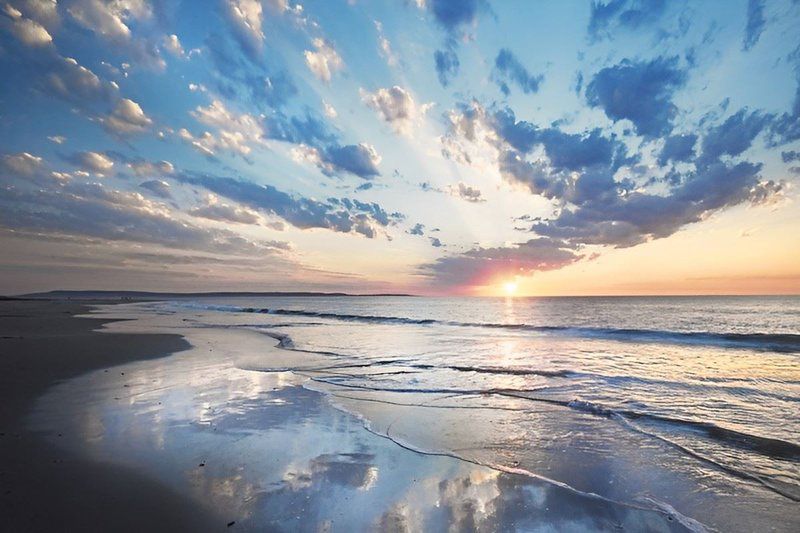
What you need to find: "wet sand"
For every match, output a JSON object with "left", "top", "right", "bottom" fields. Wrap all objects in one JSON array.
[
  {"left": 0, "top": 300, "right": 220, "bottom": 532},
  {"left": 2, "top": 300, "right": 705, "bottom": 531}
]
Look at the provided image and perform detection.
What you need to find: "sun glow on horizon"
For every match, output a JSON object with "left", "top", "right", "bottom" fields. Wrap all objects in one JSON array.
[{"left": 503, "top": 281, "right": 518, "bottom": 296}]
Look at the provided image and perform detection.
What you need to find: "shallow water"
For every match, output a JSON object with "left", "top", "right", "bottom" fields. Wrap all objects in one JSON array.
[{"left": 31, "top": 296, "right": 800, "bottom": 531}]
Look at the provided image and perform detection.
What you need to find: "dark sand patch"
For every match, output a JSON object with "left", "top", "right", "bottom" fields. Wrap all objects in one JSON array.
[{"left": 0, "top": 300, "right": 220, "bottom": 532}]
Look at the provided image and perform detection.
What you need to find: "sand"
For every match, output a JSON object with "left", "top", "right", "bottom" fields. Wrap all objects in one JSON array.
[
  {"left": 3, "top": 300, "right": 696, "bottom": 532},
  {"left": 0, "top": 300, "right": 220, "bottom": 532}
]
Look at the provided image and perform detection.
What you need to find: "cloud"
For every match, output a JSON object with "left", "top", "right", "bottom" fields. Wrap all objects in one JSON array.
[
  {"left": 425, "top": 0, "right": 485, "bottom": 33},
  {"left": 782, "top": 150, "right": 800, "bottom": 163},
  {"left": 45, "top": 56, "right": 119, "bottom": 107},
  {"left": 698, "top": 109, "right": 770, "bottom": 165},
  {"left": 447, "top": 182, "right": 484, "bottom": 202},
  {"left": 588, "top": 0, "right": 669, "bottom": 40},
  {"left": 304, "top": 38, "right": 343, "bottom": 82},
  {"left": 423, "top": 1, "right": 488, "bottom": 87},
  {"left": 492, "top": 49, "right": 543, "bottom": 96},
  {"left": 181, "top": 100, "right": 265, "bottom": 157},
  {"left": 0, "top": 176, "right": 281, "bottom": 255},
  {"left": 360, "top": 86, "right": 430, "bottom": 134},
  {"left": 139, "top": 179, "right": 172, "bottom": 199},
  {"left": 177, "top": 173, "right": 400, "bottom": 238},
  {"left": 294, "top": 143, "right": 382, "bottom": 179},
  {"left": 429, "top": 236, "right": 443, "bottom": 247},
  {"left": 101, "top": 98, "right": 153, "bottom": 135},
  {"left": 47, "top": 135, "right": 66, "bottom": 144},
  {"left": 420, "top": 237, "right": 581, "bottom": 287},
  {"left": 204, "top": 32, "right": 298, "bottom": 109},
  {"left": 225, "top": 0, "right": 264, "bottom": 55},
  {"left": 1, "top": 152, "right": 43, "bottom": 176},
  {"left": 408, "top": 223, "right": 425, "bottom": 236},
  {"left": 586, "top": 56, "right": 687, "bottom": 136},
  {"left": 532, "top": 160, "right": 768, "bottom": 247},
  {"left": 658, "top": 133, "right": 697, "bottom": 165},
  {"left": 742, "top": 0, "right": 766, "bottom": 51},
  {"left": 2, "top": 5, "right": 53, "bottom": 47},
  {"left": 163, "top": 34, "right": 185, "bottom": 57},
  {"left": 189, "top": 194, "right": 261, "bottom": 225},
  {"left": 374, "top": 20, "right": 398, "bottom": 66},
  {"left": 442, "top": 99, "right": 783, "bottom": 255},
  {"left": 325, "top": 144, "right": 381, "bottom": 179},
  {"left": 64, "top": 0, "right": 165, "bottom": 69},
  {"left": 66, "top": 151, "right": 115, "bottom": 174},
  {"left": 434, "top": 46, "right": 459, "bottom": 87},
  {"left": 128, "top": 160, "right": 174, "bottom": 177},
  {"left": 323, "top": 100, "right": 337, "bottom": 118}
]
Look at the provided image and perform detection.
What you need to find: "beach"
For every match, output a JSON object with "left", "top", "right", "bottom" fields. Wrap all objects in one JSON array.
[
  {"left": 2, "top": 297, "right": 799, "bottom": 531},
  {"left": 0, "top": 300, "right": 220, "bottom": 532}
]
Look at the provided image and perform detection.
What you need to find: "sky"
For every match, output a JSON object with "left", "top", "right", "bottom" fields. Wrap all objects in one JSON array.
[{"left": 0, "top": 0, "right": 799, "bottom": 296}]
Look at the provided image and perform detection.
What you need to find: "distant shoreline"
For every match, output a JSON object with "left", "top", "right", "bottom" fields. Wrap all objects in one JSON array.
[{"left": 15, "top": 290, "right": 418, "bottom": 300}]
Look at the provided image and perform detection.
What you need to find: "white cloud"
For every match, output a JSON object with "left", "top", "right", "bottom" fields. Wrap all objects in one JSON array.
[
  {"left": 65, "top": 0, "right": 164, "bottom": 69},
  {"left": 374, "top": 20, "right": 398, "bottom": 66},
  {"left": 102, "top": 98, "right": 153, "bottom": 135},
  {"left": 185, "top": 100, "right": 265, "bottom": 156},
  {"left": 360, "top": 86, "right": 431, "bottom": 135},
  {"left": 46, "top": 56, "right": 118, "bottom": 105},
  {"left": 71, "top": 151, "right": 115, "bottom": 174},
  {"left": 323, "top": 100, "right": 338, "bottom": 118},
  {"left": 128, "top": 160, "right": 174, "bottom": 177},
  {"left": 226, "top": 0, "right": 264, "bottom": 48},
  {"left": 4, "top": 9, "right": 53, "bottom": 47},
  {"left": 47, "top": 135, "right": 66, "bottom": 144},
  {"left": 189, "top": 194, "right": 262, "bottom": 225},
  {"left": 163, "top": 34, "right": 185, "bottom": 57},
  {"left": 304, "top": 38, "right": 343, "bottom": 82},
  {"left": 447, "top": 182, "right": 485, "bottom": 202},
  {"left": 1, "top": 152, "right": 43, "bottom": 176}
]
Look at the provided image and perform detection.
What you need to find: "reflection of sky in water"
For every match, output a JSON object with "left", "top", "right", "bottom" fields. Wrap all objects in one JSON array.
[
  {"left": 29, "top": 304, "right": 799, "bottom": 532},
  {"left": 30, "top": 319, "right": 694, "bottom": 532}
]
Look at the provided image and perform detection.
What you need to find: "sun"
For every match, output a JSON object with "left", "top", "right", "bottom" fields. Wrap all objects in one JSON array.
[{"left": 503, "top": 280, "right": 518, "bottom": 296}]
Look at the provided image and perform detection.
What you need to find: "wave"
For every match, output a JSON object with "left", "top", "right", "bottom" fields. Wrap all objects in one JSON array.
[
  {"left": 184, "top": 303, "right": 800, "bottom": 352},
  {"left": 304, "top": 375, "right": 800, "bottom": 463}
]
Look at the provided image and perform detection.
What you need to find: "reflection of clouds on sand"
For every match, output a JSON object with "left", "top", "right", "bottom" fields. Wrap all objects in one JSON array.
[{"left": 30, "top": 304, "right": 693, "bottom": 532}]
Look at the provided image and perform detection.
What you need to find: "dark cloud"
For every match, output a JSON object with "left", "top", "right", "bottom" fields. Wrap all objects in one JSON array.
[
  {"left": 421, "top": 238, "right": 580, "bottom": 287},
  {"left": 324, "top": 144, "right": 381, "bottom": 180},
  {"left": 658, "top": 133, "right": 697, "bottom": 165},
  {"left": 742, "top": 0, "right": 766, "bottom": 51},
  {"left": 588, "top": 0, "right": 668, "bottom": 40},
  {"left": 177, "top": 173, "right": 399, "bottom": 238},
  {"left": 491, "top": 108, "right": 628, "bottom": 171},
  {"left": 139, "top": 179, "right": 172, "bottom": 199},
  {"left": 782, "top": 150, "right": 800, "bottom": 163},
  {"left": 408, "top": 223, "right": 425, "bottom": 236},
  {"left": 205, "top": 32, "right": 297, "bottom": 110},
  {"left": 439, "top": 98, "right": 784, "bottom": 276},
  {"left": 434, "top": 46, "right": 460, "bottom": 87},
  {"left": 586, "top": 56, "right": 687, "bottom": 136},
  {"left": 492, "top": 48, "right": 543, "bottom": 96},
  {"left": 265, "top": 111, "right": 336, "bottom": 148},
  {"left": 0, "top": 178, "right": 280, "bottom": 255},
  {"left": 533, "top": 160, "right": 765, "bottom": 247},
  {"left": 426, "top": 0, "right": 485, "bottom": 33},
  {"left": 698, "top": 108, "right": 770, "bottom": 165},
  {"left": 429, "top": 237, "right": 443, "bottom": 247}
]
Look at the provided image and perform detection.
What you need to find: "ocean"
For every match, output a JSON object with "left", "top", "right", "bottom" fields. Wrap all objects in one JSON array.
[{"left": 31, "top": 295, "right": 800, "bottom": 531}]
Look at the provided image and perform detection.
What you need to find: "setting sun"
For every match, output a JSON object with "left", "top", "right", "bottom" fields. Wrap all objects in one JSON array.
[{"left": 503, "top": 281, "right": 518, "bottom": 296}]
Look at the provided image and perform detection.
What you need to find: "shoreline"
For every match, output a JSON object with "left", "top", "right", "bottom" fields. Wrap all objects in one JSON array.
[
  {"left": 0, "top": 300, "right": 220, "bottom": 532},
  {"left": 7, "top": 299, "right": 795, "bottom": 531}
]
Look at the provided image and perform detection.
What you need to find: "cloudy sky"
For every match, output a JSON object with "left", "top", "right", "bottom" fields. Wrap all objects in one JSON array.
[{"left": 1, "top": 0, "right": 799, "bottom": 295}]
